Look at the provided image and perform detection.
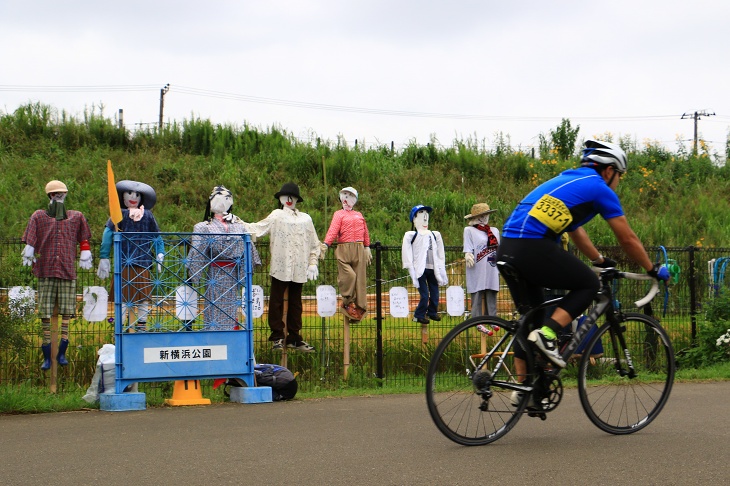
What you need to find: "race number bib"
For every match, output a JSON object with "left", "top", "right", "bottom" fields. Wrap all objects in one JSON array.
[{"left": 528, "top": 194, "right": 573, "bottom": 233}]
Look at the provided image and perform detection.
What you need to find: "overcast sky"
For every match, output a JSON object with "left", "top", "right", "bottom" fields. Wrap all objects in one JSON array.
[{"left": 2, "top": 0, "right": 729, "bottom": 157}]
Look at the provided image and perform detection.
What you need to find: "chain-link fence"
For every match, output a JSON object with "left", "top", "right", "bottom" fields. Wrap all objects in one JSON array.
[{"left": 1, "top": 236, "right": 725, "bottom": 401}]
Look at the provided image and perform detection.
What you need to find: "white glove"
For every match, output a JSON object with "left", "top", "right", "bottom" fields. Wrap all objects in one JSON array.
[
  {"left": 79, "top": 250, "right": 93, "bottom": 270},
  {"left": 97, "top": 259, "right": 111, "bottom": 279},
  {"left": 437, "top": 274, "right": 448, "bottom": 287},
  {"left": 157, "top": 253, "right": 164, "bottom": 272},
  {"left": 21, "top": 245, "right": 36, "bottom": 266},
  {"left": 465, "top": 252, "right": 475, "bottom": 268},
  {"left": 365, "top": 247, "right": 372, "bottom": 266},
  {"left": 409, "top": 268, "right": 420, "bottom": 289},
  {"left": 128, "top": 205, "right": 144, "bottom": 222},
  {"left": 306, "top": 264, "right": 319, "bottom": 281},
  {"left": 319, "top": 242, "right": 328, "bottom": 261}
]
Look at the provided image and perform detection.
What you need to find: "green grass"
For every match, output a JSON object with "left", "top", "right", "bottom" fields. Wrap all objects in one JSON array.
[
  {"left": 2, "top": 362, "right": 728, "bottom": 415},
  {"left": 2, "top": 101, "right": 730, "bottom": 246}
]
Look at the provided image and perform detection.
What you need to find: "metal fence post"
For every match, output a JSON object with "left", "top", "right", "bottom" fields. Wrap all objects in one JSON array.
[
  {"left": 688, "top": 245, "right": 697, "bottom": 340},
  {"left": 374, "top": 241, "right": 384, "bottom": 381}
]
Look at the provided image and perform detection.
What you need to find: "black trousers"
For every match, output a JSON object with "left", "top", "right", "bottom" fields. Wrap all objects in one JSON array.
[
  {"left": 496, "top": 237, "right": 599, "bottom": 323},
  {"left": 268, "top": 277, "right": 304, "bottom": 343}
]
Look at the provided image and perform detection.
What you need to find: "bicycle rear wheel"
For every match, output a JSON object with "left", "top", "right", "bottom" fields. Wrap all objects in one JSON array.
[
  {"left": 426, "top": 316, "right": 532, "bottom": 445},
  {"left": 578, "top": 312, "right": 675, "bottom": 434}
]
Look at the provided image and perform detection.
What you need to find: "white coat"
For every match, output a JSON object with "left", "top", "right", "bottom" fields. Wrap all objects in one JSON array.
[{"left": 402, "top": 230, "right": 448, "bottom": 287}]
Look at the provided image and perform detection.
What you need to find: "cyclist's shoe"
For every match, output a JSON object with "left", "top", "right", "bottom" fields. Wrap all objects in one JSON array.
[
  {"left": 528, "top": 329, "right": 566, "bottom": 368},
  {"left": 510, "top": 390, "right": 537, "bottom": 408}
]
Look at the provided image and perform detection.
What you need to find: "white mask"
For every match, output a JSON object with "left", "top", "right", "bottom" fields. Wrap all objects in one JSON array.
[
  {"left": 123, "top": 191, "right": 141, "bottom": 209},
  {"left": 210, "top": 193, "right": 233, "bottom": 215},
  {"left": 470, "top": 214, "right": 490, "bottom": 226},
  {"left": 49, "top": 192, "right": 67, "bottom": 203},
  {"left": 280, "top": 195, "right": 297, "bottom": 210},
  {"left": 413, "top": 210, "right": 430, "bottom": 233},
  {"left": 340, "top": 191, "right": 357, "bottom": 211}
]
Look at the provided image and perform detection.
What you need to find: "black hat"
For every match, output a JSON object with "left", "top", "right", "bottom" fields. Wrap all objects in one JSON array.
[
  {"left": 116, "top": 180, "right": 157, "bottom": 210},
  {"left": 274, "top": 182, "right": 303, "bottom": 203}
]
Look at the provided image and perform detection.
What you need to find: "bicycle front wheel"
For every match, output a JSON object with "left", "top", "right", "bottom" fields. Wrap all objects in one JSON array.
[
  {"left": 578, "top": 312, "right": 675, "bottom": 434},
  {"left": 426, "top": 315, "right": 532, "bottom": 446}
]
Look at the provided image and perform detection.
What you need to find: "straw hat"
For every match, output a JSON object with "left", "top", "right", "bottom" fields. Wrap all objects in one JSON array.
[{"left": 464, "top": 203, "right": 496, "bottom": 220}]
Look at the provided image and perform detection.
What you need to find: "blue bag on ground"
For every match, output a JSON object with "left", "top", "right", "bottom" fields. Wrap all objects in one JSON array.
[{"left": 254, "top": 364, "right": 298, "bottom": 401}]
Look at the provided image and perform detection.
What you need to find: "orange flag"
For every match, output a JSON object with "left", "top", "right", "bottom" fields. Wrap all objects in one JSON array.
[{"left": 107, "top": 160, "right": 123, "bottom": 231}]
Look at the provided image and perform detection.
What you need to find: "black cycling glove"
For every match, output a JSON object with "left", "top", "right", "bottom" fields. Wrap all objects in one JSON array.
[
  {"left": 593, "top": 256, "right": 617, "bottom": 268},
  {"left": 648, "top": 263, "right": 670, "bottom": 282}
]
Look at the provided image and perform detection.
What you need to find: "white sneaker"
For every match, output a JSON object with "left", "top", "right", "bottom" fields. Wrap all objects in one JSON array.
[{"left": 528, "top": 329, "right": 566, "bottom": 368}]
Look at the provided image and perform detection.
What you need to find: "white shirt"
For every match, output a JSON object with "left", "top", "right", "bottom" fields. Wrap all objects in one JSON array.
[
  {"left": 402, "top": 230, "right": 448, "bottom": 287},
  {"left": 246, "top": 207, "right": 320, "bottom": 283}
]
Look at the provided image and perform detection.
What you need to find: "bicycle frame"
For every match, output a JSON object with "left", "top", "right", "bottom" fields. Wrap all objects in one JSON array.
[{"left": 481, "top": 268, "right": 646, "bottom": 391}]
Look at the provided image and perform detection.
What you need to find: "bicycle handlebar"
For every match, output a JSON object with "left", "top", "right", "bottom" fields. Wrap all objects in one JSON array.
[{"left": 592, "top": 268, "right": 660, "bottom": 308}]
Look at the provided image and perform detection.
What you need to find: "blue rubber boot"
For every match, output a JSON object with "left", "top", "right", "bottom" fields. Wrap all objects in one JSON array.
[
  {"left": 57, "top": 339, "right": 69, "bottom": 366},
  {"left": 41, "top": 344, "right": 51, "bottom": 370}
]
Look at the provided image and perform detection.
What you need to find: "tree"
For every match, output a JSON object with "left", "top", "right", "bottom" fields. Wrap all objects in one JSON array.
[{"left": 550, "top": 118, "right": 580, "bottom": 160}]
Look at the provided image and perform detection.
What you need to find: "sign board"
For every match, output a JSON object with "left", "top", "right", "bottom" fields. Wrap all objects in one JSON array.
[{"left": 389, "top": 286, "right": 409, "bottom": 318}]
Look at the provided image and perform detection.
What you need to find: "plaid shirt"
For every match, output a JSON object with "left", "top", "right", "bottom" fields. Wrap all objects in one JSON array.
[
  {"left": 323, "top": 209, "right": 370, "bottom": 247},
  {"left": 22, "top": 209, "right": 91, "bottom": 280}
]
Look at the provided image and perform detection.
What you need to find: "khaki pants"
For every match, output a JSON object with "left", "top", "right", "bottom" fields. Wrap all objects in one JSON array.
[{"left": 335, "top": 242, "right": 368, "bottom": 311}]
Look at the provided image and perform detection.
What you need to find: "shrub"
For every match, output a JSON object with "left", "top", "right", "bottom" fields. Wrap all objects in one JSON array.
[{"left": 677, "top": 290, "right": 730, "bottom": 368}]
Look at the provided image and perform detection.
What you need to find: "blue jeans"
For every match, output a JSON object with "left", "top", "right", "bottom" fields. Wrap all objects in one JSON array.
[{"left": 415, "top": 269, "right": 439, "bottom": 319}]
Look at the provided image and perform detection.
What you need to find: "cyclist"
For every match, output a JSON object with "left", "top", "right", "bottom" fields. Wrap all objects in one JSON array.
[{"left": 497, "top": 139, "right": 670, "bottom": 388}]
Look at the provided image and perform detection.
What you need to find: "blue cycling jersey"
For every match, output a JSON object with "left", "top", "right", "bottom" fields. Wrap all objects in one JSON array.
[{"left": 502, "top": 167, "right": 623, "bottom": 240}]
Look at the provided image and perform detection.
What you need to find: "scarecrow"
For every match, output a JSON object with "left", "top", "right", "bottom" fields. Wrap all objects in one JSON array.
[
  {"left": 96, "top": 180, "right": 163, "bottom": 331},
  {"left": 402, "top": 204, "right": 448, "bottom": 325},
  {"left": 321, "top": 186, "right": 371, "bottom": 321},
  {"left": 22, "top": 180, "right": 92, "bottom": 369},
  {"left": 463, "top": 202, "right": 500, "bottom": 317},
  {"left": 187, "top": 186, "right": 261, "bottom": 329},
  {"left": 246, "top": 182, "right": 320, "bottom": 352}
]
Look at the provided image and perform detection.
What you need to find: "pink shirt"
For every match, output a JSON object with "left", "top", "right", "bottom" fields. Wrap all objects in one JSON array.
[{"left": 324, "top": 209, "right": 370, "bottom": 247}]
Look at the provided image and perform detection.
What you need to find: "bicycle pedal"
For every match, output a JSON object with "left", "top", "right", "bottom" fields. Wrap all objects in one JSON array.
[{"left": 527, "top": 411, "right": 547, "bottom": 421}]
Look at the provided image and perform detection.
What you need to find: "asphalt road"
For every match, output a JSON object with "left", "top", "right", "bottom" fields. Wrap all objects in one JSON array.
[{"left": 0, "top": 381, "right": 728, "bottom": 485}]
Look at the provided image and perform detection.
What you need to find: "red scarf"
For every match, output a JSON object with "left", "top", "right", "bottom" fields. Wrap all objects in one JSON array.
[{"left": 475, "top": 224, "right": 499, "bottom": 250}]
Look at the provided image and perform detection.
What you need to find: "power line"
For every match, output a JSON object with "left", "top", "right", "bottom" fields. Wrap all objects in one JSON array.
[
  {"left": 0, "top": 83, "right": 712, "bottom": 124},
  {"left": 0, "top": 84, "right": 159, "bottom": 92}
]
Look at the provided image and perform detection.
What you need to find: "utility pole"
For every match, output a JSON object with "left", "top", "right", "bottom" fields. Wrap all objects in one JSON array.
[
  {"left": 681, "top": 109, "right": 715, "bottom": 156},
  {"left": 158, "top": 83, "right": 170, "bottom": 131}
]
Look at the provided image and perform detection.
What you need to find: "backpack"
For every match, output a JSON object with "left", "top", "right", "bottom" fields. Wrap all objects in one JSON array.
[{"left": 254, "top": 364, "right": 298, "bottom": 401}]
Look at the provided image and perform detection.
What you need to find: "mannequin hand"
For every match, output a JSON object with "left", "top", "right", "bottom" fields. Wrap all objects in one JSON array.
[
  {"left": 307, "top": 265, "right": 319, "bottom": 281},
  {"left": 79, "top": 250, "right": 93, "bottom": 270},
  {"left": 157, "top": 253, "right": 164, "bottom": 272},
  {"left": 464, "top": 252, "right": 475, "bottom": 268},
  {"left": 319, "top": 242, "right": 328, "bottom": 261},
  {"left": 96, "top": 259, "right": 111, "bottom": 279},
  {"left": 21, "top": 245, "right": 36, "bottom": 266},
  {"left": 128, "top": 205, "right": 144, "bottom": 222},
  {"left": 365, "top": 247, "right": 372, "bottom": 266}
]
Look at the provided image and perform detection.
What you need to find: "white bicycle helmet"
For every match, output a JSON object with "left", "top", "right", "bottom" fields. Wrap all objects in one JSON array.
[{"left": 581, "top": 139, "right": 627, "bottom": 174}]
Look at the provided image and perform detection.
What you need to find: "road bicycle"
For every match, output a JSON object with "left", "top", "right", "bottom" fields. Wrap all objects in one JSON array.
[{"left": 426, "top": 261, "right": 675, "bottom": 446}]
